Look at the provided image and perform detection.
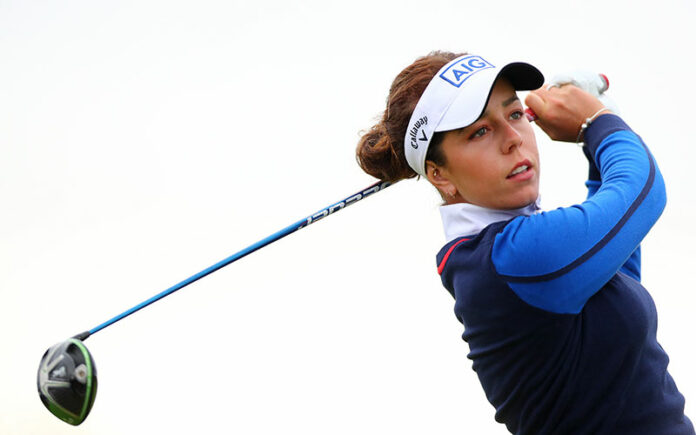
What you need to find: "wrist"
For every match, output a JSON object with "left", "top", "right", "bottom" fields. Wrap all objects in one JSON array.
[
  {"left": 582, "top": 113, "right": 632, "bottom": 161},
  {"left": 576, "top": 108, "right": 612, "bottom": 144}
]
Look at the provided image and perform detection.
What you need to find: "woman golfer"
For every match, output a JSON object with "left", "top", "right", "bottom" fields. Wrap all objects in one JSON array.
[{"left": 357, "top": 51, "right": 694, "bottom": 434}]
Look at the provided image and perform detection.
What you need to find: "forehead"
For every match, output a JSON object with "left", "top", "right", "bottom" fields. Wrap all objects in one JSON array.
[{"left": 489, "top": 78, "right": 518, "bottom": 100}]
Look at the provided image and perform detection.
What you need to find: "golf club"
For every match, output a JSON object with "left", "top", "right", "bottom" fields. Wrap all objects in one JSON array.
[
  {"left": 37, "top": 180, "right": 392, "bottom": 425},
  {"left": 37, "top": 71, "right": 611, "bottom": 426}
]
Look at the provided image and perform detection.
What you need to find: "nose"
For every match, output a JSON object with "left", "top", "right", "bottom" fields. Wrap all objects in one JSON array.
[{"left": 501, "top": 120, "right": 523, "bottom": 154}]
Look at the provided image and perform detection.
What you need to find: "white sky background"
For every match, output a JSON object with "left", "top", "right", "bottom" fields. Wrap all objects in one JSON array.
[{"left": 1, "top": 0, "right": 695, "bottom": 433}]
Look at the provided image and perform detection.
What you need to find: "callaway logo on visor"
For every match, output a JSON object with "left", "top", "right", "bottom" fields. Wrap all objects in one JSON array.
[{"left": 408, "top": 116, "right": 428, "bottom": 150}]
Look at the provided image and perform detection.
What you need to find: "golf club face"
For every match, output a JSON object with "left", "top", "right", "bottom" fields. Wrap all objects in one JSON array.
[{"left": 37, "top": 338, "right": 98, "bottom": 426}]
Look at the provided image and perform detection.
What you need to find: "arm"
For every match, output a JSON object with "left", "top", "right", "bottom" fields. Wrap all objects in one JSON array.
[
  {"left": 584, "top": 139, "right": 642, "bottom": 281},
  {"left": 491, "top": 114, "right": 665, "bottom": 314}
]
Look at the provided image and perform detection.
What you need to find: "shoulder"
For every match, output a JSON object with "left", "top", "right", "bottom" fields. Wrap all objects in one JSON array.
[{"left": 436, "top": 221, "right": 511, "bottom": 285}]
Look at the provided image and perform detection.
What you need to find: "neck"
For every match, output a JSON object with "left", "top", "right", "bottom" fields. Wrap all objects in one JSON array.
[{"left": 439, "top": 198, "right": 541, "bottom": 243}]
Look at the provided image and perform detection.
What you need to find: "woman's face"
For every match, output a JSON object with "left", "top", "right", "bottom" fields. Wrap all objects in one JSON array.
[{"left": 426, "top": 78, "right": 540, "bottom": 210}]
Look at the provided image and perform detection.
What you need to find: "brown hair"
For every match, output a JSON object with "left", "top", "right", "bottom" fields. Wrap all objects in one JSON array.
[{"left": 356, "top": 51, "right": 466, "bottom": 182}]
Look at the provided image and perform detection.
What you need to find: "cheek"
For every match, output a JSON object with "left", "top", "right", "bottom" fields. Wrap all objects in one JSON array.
[
  {"left": 454, "top": 152, "right": 501, "bottom": 190},
  {"left": 522, "top": 126, "right": 538, "bottom": 154},
  {"left": 531, "top": 139, "right": 541, "bottom": 171}
]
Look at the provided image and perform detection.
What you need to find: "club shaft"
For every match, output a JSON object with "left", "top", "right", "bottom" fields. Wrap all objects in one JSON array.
[{"left": 87, "top": 180, "right": 392, "bottom": 337}]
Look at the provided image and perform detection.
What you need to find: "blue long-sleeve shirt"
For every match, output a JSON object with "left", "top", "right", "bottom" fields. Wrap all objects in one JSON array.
[{"left": 436, "top": 115, "right": 694, "bottom": 434}]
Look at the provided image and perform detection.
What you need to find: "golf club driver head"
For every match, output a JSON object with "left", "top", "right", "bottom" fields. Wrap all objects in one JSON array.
[{"left": 37, "top": 338, "right": 98, "bottom": 425}]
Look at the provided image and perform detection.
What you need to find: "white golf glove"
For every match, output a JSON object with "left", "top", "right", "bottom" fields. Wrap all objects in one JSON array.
[{"left": 549, "top": 70, "right": 620, "bottom": 115}]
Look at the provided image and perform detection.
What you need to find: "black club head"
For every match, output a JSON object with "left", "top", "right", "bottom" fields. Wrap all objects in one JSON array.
[{"left": 37, "top": 338, "right": 98, "bottom": 425}]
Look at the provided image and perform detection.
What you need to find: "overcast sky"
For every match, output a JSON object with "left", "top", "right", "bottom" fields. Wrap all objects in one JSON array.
[{"left": 2, "top": 1, "right": 695, "bottom": 434}]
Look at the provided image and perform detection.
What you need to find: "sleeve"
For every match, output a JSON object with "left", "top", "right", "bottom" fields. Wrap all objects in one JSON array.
[
  {"left": 584, "top": 137, "right": 642, "bottom": 282},
  {"left": 491, "top": 115, "right": 665, "bottom": 314}
]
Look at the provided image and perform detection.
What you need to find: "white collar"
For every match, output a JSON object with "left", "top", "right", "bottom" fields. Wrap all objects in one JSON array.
[{"left": 439, "top": 198, "right": 542, "bottom": 243}]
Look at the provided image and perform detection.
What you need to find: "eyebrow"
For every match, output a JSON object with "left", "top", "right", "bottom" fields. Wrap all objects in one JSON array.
[
  {"left": 479, "top": 94, "right": 520, "bottom": 119},
  {"left": 502, "top": 95, "right": 520, "bottom": 107}
]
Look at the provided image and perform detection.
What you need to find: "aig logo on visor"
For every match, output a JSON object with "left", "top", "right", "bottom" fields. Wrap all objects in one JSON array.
[{"left": 439, "top": 56, "right": 494, "bottom": 87}]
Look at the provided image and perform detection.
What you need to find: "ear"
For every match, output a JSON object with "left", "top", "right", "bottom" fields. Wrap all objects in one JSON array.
[{"left": 425, "top": 160, "right": 457, "bottom": 198}]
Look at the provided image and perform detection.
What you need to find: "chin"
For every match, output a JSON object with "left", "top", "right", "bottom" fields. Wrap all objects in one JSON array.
[
  {"left": 469, "top": 186, "right": 540, "bottom": 210},
  {"left": 501, "top": 192, "right": 539, "bottom": 210}
]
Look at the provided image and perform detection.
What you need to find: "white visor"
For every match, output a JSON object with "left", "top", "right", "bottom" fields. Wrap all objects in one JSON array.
[{"left": 404, "top": 54, "right": 544, "bottom": 177}]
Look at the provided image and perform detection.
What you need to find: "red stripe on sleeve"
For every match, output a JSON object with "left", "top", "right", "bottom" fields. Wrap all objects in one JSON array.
[{"left": 437, "top": 238, "right": 470, "bottom": 275}]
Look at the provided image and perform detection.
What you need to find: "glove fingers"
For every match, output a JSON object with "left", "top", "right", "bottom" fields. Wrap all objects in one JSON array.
[{"left": 550, "top": 70, "right": 607, "bottom": 97}]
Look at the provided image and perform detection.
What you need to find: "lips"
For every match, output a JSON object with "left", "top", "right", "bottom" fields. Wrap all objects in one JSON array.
[{"left": 507, "top": 160, "right": 533, "bottom": 179}]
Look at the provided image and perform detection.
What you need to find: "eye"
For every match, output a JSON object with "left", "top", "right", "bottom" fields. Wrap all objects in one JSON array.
[
  {"left": 470, "top": 126, "right": 488, "bottom": 139},
  {"left": 510, "top": 110, "right": 523, "bottom": 120}
]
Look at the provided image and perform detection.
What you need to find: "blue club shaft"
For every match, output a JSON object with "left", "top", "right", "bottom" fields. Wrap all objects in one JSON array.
[{"left": 85, "top": 180, "right": 392, "bottom": 338}]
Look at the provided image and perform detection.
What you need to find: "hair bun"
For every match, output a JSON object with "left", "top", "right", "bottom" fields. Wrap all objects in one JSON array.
[
  {"left": 356, "top": 121, "right": 414, "bottom": 182},
  {"left": 356, "top": 51, "right": 465, "bottom": 182}
]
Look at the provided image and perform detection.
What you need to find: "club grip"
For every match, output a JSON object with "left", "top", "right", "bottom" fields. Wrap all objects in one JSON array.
[
  {"left": 525, "top": 108, "right": 538, "bottom": 122},
  {"left": 526, "top": 73, "right": 609, "bottom": 123}
]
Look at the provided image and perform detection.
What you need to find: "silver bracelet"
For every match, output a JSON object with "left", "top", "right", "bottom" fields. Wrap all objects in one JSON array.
[{"left": 576, "top": 108, "right": 610, "bottom": 144}]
